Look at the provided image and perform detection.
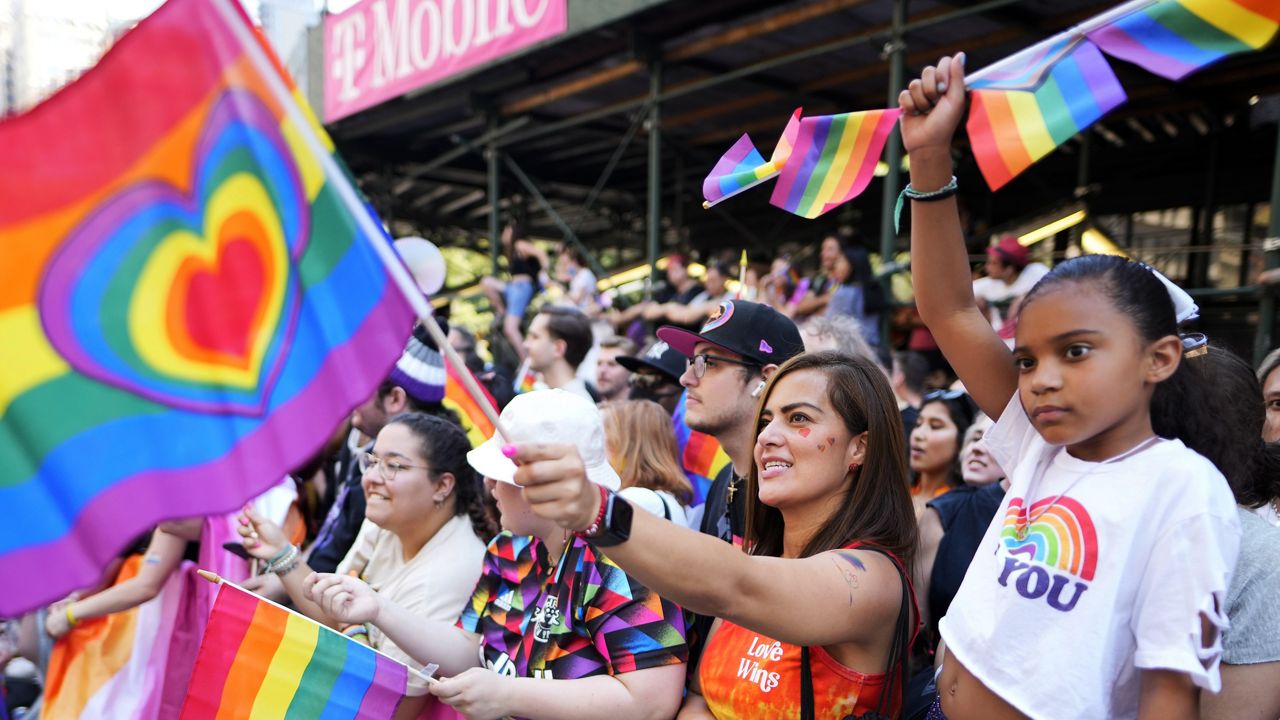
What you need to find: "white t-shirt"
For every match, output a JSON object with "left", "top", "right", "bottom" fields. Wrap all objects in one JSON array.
[
  {"left": 619, "top": 486, "right": 688, "bottom": 526},
  {"left": 1252, "top": 500, "right": 1280, "bottom": 528},
  {"left": 972, "top": 262, "right": 1049, "bottom": 329},
  {"left": 939, "top": 395, "right": 1240, "bottom": 720}
]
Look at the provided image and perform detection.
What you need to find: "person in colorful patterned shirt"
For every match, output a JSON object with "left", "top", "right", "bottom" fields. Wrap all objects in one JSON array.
[
  {"left": 505, "top": 352, "right": 920, "bottom": 719},
  {"left": 307, "top": 389, "right": 688, "bottom": 720}
]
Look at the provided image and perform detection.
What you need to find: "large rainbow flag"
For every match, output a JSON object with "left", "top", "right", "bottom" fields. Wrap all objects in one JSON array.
[
  {"left": 0, "top": 0, "right": 415, "bottom": 615},
  {"left": 770, "top": 109, "right": 903, "bottom": 219},
  {"left": 701, "top": 108, "right": 802, "bottom": 209},
  {"left": 179, "top": 581, "right": 429, "bottom": 719},
  {"left": 672, "top": 391, "right": 731, "bottom": 506},
  {"left": 966, "top": 37, "right": 1127, "bottom": 191},
  {"left": 1089, "top": 0, "right": 1280, "bottom": 81}
]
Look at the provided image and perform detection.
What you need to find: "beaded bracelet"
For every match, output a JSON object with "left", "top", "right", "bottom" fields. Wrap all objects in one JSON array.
[
  {"left": 263, "top": 544, "right": 299, "bottom": 575},
  {"left": 893, "top": 175, "right": 959, "bottom": 233},
  {"left": 579, "top": 485, "right": 610, "bottom": 538}
]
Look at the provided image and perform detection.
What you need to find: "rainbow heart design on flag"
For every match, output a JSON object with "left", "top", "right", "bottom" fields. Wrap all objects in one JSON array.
[{"left": 39, "top": 90, "right": 305, "bottom": 415}]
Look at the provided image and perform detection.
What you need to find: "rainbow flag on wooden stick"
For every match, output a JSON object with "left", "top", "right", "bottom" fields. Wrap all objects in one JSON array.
[
  {"left": 769, "top": 109, "right": 902, "bottom": 219},
  {"left": 180, "top": 579, "right": 432, "bottom": 719},
  {"left": 1088, "top": 0, "right": 1280, "bottom": 81},
  {"left": 966, "top": 37, "right": 1127, "bottom": 191},
  {"left": 702, "top": 108, "right": 802, "bottom": 208},
  {"left": 0, "top": 0, "right": 416, "bottom": 615}
]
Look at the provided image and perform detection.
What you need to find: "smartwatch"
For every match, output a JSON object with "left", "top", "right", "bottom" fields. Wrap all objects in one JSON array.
[{"left": 589, "top": 492, "right": 633, "bottom": 547}]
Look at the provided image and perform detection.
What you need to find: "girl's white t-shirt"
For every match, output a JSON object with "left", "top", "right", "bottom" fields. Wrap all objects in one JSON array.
[{"left": 939, "top": 395, "right": 1241, "bottom": 720}]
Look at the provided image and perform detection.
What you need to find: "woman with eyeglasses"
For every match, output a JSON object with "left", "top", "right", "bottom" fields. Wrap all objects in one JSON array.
[
  {"left": 237, "top": 413, "right": 496, "bottom": 672},
  {"left": 908, "top": 389, "right": 977, "bottom": 519}
]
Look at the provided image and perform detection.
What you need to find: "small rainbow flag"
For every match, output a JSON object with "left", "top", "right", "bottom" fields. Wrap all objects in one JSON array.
[
  {"left": 444, "top": 362, "right": 498, "bottom": 447},
  {"left": 702, "top": 108, "right": 802, "bottom": 209},
  {"left": 0, "top": 0, "right": 415, "bottom": 615},
  {"left": 672, "top": 391, "right": 731, "bottom": 506},
  {"left": 513, "top": 358, "right": 538, "bottom": 395},
  {"left": 180, "top": 581, "right": 430, "bottom": 719},
  {"left": 1088, "top": 0, "right": 1280, "bottom": 81},
  {"left": 966, "top": 37, "right": 1127, "bottom": 191},
  {"left": 769, "top": 108, "right": 902, "bottom": 219}
]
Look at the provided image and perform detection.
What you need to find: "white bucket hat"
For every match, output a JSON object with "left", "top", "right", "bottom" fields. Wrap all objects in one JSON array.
[{"left": 467, "top": 388, "right": 621, "bottom": 490}]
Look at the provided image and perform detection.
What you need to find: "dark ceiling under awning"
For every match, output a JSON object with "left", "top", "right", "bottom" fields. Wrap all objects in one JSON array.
[{"left": 325, "top": 0, "right": 1280, "bottom": 275}]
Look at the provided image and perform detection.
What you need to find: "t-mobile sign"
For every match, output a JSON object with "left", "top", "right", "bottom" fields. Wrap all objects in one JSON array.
[{"left": 324, "top": 0, "right": 568, "bottom": 122}]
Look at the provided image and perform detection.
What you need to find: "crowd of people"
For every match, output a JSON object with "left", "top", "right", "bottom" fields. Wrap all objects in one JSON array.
[{"left": 3, "top": 54, "right": 1279, "bottom": 720}]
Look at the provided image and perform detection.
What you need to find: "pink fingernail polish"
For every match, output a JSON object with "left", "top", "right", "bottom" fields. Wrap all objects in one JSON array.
[{"left": 501, "top": 444, "right": 518, "bottom": 458}]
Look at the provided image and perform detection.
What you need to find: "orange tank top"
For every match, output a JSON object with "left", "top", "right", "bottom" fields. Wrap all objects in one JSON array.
[
  {"left": 697, "top": 543, "right": 911, "bottom": 719},
  {"left": 698, "top": 620, "right": 895, "bottom": 719}
]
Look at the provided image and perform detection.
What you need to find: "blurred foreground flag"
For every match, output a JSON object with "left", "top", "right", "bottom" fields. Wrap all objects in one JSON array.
[
  {"left": 0, "top": 0, "right": 415, "bottom": 615},
  {"left": 1088, "top": 0, "right": 1280, "bottom": 81},
  {"left": 180, "top": 580, "right": 431, "bottom": 719}
]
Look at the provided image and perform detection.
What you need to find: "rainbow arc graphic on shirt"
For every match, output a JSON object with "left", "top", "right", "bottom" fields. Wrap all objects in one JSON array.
[
  {"left": 701, "top": 0, "right": 1280, "bottom": 213},
  {"left": 1000, "top": 496, "right": 1099, "bottom": 582}
]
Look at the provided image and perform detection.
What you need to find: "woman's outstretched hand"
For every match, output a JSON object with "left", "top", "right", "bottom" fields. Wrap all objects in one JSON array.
[
  {"left": 898, "top": 53, "right": 968, "bottom": 159},
  {"left": 306, "top": 573, "right": 381, "bottom": 625},
  {"left": 508, "top": 443, "right": 601, "bottom": 532}
]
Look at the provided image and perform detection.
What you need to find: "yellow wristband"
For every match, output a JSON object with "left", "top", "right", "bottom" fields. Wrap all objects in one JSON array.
[{"left": 65, "top": 604, "right": 80, "bottom": 628}]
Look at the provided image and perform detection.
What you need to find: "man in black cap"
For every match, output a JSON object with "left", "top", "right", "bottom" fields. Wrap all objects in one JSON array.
[
  {"left": 656, "top": 300, "right": 805, "bottom": 669},
  {"left": 617, "top": 339, "right": 685, "bottom": 415}
]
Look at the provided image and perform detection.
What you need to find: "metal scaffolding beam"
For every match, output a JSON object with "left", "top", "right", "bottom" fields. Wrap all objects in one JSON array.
[{"left": 647, "top": 59, "right": 663, "bottom": 296}]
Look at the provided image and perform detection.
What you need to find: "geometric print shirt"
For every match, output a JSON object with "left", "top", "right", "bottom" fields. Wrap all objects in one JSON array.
[{"left": 458, "top": 531, "right": 688, "bottom": 683}]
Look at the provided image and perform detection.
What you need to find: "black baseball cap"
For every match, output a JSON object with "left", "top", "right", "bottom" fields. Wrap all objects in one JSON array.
[
  {"left": 657, "top": 300, "right": 804, "bottom": 367},
  {"left": 617, "top": 340, "right": 685, "bottom": 383}
]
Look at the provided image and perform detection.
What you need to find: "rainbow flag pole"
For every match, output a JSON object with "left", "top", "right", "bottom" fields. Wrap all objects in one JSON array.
[
  {"left": 207, "top": 0, "right": 508, "bottom": 445},
  {"left": 182, "top": 570, "right": 435, "bottom": 719}
]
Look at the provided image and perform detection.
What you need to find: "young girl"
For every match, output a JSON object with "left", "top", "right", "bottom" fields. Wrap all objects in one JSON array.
[{"left": 900, "top": 54, "right": 1240, "bottom": 719}]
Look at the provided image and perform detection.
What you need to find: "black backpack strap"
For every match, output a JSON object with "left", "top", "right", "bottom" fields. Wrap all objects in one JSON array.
[{"left": 801, "top": 645, "right": 815, "bottom": 720}]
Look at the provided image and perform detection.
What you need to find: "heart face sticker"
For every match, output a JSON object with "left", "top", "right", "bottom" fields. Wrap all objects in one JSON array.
[{"left": 40, "top": 90, "right": 308, "bottom": 415}]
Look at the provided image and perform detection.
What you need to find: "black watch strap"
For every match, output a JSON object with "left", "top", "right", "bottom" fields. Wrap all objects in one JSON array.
[{"left": 589, "top": 491, "right": 633, "bottom": 547}]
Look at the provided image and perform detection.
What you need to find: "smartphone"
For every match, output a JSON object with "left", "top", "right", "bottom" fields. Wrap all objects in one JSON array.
[{"left": 222, "top": 541, "right": 254, "bottom": 560}]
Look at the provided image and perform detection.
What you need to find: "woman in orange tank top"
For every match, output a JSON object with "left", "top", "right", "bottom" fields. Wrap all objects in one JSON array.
[{"left": 508, "top": 351, "right": 920, "bottom": 719}]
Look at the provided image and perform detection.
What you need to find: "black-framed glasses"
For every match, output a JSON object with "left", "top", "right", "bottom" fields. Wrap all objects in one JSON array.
[
  {"left": 358, "top": 452, "right": 430, "bottom": 482},
  {"left": 922, "top": 388, "right": 967, "bottom": 403},
  {"left": 686, "top": 353, "right": 760, "bottom": 379}
]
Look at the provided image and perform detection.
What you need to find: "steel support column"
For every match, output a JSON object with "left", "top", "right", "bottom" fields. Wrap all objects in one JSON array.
[
  {"left": 878, "top": 0, "right": 907, "bottom": 343},
  {"left": 487, "top": 114, "right": 501, "bottom": 275},
  {"left": 1254, "top": 122, "right": 1280, "bottom": 364},
  {"left": 647, "top": 59, "right": 663, "bottom": 297}
]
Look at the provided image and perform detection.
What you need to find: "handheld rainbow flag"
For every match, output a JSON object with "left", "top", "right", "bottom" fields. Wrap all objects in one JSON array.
[
  {"left": 512, "top": 358, "right": 538, "bottom": 395},
  {"left": 180, "top": 578, "right": 432, "bottom": 719},
  {"left": 444, "top": 362, "right": 499, "bottom": 447},
  {"left": 1088, "top": 0, "right": 1280, "bottom": 81},
  {"left": 701, "top": 108, "right": 802, "bottom": 209},
  {"left": 769, "top": 108, "right": 903, "bottom": 219},
  {"left": 672, "top": 391, "right": 731, "bottom": 506},
  {"left": 966, "top": 36, "right": 1127, "bottom": 191},
  {"left": 0, "top": 0, "right": 416, "bottom": 615}
]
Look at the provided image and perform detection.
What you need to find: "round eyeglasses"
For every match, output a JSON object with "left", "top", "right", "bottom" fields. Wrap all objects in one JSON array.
[{"left": 358, "top": 452, "right": 430, "bottom": 481}]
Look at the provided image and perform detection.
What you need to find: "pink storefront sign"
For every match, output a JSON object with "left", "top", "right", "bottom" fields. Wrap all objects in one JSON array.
[{"left": 323, "top": 0, "right": 568, "bottom": 122}]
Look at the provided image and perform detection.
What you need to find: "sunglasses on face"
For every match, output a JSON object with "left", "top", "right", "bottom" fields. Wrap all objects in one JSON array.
[{"left": 922, "top": 388, "right": 967, "bottom": 403}]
